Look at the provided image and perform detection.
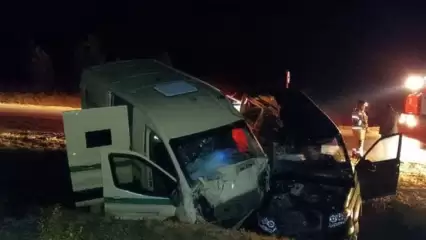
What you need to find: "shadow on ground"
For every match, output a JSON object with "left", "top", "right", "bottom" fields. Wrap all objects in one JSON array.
[{"left": 0, "top": 149, "right": 73, "bottom": 217}]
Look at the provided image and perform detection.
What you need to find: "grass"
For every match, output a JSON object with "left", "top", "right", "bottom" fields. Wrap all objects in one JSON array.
[
  {"left": 37, "top": 206, "right": 290, "bottom": 240},
  {"left": 0, "top": 92, "right": 80, "bottom": 108},
  {"left": 0, "top": 131, "right": 64, "bottom": 150}
]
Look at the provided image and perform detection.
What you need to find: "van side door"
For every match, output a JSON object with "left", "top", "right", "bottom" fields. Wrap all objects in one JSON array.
[
  {"left": 62, "top": 106, "right": 130, "bottom": 206},
  {"left": 100, "top": 149, "right": 178, "bottom": 220}
]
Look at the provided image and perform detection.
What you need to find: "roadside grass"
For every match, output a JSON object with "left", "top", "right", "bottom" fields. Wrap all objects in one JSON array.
[
  {"left": 0, "top": 131, "right": 64, "bottom": 149},
  {"left": 38, "top": 206, "right": 288, "bottom": 240}
]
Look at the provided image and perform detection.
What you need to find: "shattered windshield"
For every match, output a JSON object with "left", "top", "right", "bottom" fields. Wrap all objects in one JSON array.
[{"left": 169, "top": 120, "right": 265, "bottom": 183}]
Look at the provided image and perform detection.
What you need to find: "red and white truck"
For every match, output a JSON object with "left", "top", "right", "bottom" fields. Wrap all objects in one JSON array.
[{"left": 398, "top": 75, "right": 426, "bottom": 142}]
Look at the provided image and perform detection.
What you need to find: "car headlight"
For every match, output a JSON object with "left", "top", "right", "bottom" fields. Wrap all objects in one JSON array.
[
  {"left": 258, "top": 216, "right": 278, "bottom": 234},
  {"left": 328, "top": 210, "right": 351, "bottom": 228}
]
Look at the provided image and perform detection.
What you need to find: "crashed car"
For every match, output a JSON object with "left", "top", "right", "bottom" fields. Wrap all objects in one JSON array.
[{"left": 232, "top": 89, "right": 403, "bottom": 239}]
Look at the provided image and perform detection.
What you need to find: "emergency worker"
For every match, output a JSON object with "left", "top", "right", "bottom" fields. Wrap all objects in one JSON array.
[{"left": 351, "top": 100, "right": 369, "bottom": 156}]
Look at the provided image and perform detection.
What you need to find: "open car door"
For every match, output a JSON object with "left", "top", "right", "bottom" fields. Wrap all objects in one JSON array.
[
  {"left": 63, "top": 106, "right": 130, "bottom": 206},
  {"left": 100, "top": 149, "right": 178, "bottom": 220},
  {"left": 355, "top": 133, "right": 402, "bottom": 200}
]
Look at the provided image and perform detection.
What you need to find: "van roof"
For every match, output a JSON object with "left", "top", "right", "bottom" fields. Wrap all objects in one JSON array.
[{"left": 82, "top": 59, "right": 242, "bottom": 139}]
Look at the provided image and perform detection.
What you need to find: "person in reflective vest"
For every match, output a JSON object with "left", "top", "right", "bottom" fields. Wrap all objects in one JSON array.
[{"left": 351, "top": 100, "right": 369, "bottom": 156}]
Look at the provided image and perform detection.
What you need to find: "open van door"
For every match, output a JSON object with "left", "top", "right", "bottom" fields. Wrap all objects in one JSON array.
[
  {"left": 355, "top": 133, "right": 402, "bottom": 200},
  {"left": 63, "top": 106, "right": 131, "bottom": 206},
  {"left": 100, "top": 149, "right": 178, "bottom": 220}
]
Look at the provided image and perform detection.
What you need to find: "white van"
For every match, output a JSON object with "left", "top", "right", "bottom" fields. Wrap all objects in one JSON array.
[{"left": 62, "top": 59, "right": 270, "bottom": 227}]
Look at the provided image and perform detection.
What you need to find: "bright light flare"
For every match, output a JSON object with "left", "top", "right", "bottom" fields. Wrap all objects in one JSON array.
[
  {"left": 0, "top": 103, "right": 79, "bottom": 112},
  {"left": 400, "top": 136, "right": 426, "bottom": 164},
  {"left": 365, "top": 135, "right": 426, "bottom": 165},
  {"left": 399, "top": 113, "right": 418, "bottom": 128},
  {"left": 405, "top": 75, "right": 425, "bottom": 91},
  {"left": 399, "top": 114, "right": 406, "bottom": 124}
]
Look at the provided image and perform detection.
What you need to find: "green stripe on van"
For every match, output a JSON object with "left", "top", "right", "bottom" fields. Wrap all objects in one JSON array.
[
  {"left": 69, "top": 160, "right": 133, "bottom": 172},
  {"left": 70, "top": 163, "right": 101, "bottom": 172},
  {"left": 105, "top": 197, "right": 172, "bottom": 205}
]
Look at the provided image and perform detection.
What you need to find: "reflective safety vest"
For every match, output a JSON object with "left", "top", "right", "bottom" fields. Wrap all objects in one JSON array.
[{"left": 351, "top": 108, "right": 367, "bottom": 130}]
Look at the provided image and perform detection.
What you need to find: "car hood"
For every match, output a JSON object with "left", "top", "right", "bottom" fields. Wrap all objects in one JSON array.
[{"left": 274, "top": 89, "right": 340, "bottom": 141}]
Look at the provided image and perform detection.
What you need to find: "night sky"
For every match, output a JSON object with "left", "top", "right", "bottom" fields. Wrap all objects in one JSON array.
[{"left": 2, "top": 1, "right": 426, "bottom": 106}]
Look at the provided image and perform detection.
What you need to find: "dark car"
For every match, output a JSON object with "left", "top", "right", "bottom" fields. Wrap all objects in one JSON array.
[{"left": 240, "top": 89, "right": 403, "bottom": 240}]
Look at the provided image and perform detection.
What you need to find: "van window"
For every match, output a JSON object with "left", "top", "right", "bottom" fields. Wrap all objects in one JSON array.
[
  {"left": 85, "top": 129, "right": 112, "bottom": 148},
  {"left": 148, "top": 130, "right": 177, "bottom": 178},
  {"left": 109, "top": 154, "right": 175, "bottom": 197}
]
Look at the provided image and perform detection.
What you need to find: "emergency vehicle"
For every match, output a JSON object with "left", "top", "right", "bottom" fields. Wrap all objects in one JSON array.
[
  {"left": 62, "top": 59, "right": 270, "bottom": 227},
  {"left": 398, "top": 75, "right": 426, "bottom": 142}
]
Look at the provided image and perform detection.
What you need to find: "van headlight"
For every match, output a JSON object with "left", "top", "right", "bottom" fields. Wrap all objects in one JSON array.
[{"left": 328, "top": 210, "right": 351, "bottom": 228}]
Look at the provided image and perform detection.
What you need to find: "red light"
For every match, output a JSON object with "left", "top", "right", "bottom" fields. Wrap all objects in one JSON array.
[{"left": 232, "top": 128, "right": 249, "bottom": 153}]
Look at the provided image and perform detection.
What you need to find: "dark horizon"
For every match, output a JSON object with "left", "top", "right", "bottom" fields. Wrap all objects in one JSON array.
[{"left": 2, "top": 1, "right": 426, "bottom": 107}]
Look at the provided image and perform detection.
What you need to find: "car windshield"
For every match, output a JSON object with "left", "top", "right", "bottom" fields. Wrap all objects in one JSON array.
[
  {"left": 276, "top": 133, "right": 347, "bottom": 164},
  {"left": 169, "top": 120, "right": 265, "bottom": 183},
  {"left": 274, "top": 90, "right": 348, "bottom": 162}
]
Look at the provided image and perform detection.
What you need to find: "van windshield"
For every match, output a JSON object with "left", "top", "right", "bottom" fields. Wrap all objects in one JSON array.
[{"left": 169, "top": 120, "right": 265, "bottom": 183}]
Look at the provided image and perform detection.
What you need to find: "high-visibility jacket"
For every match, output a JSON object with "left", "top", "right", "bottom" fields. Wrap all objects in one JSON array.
[{"left": 351, "top": 108, "right": 368, "bottom": 130}]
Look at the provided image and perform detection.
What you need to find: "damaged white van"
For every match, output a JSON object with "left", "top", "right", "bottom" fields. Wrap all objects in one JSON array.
[{"left": 62, "top": 59, "right": 270, "bottom": 228}]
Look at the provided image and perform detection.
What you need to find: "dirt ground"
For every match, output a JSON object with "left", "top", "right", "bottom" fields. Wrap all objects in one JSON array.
[{"left": 359, "top": 171, "right": 426, "bottom": 239}]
